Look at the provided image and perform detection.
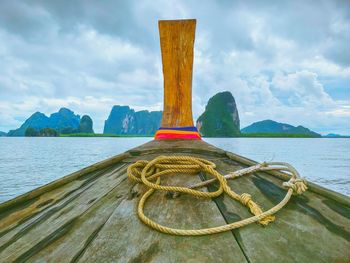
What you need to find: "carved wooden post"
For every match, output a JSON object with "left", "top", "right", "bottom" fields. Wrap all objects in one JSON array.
[{"left": 155, "top": 19, "right": 201, "bottom": 140}]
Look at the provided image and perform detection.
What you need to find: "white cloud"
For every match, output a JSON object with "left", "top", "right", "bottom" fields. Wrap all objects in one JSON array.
[
  {"left": 271, "top": 71, "right": 334, "bottom": 107},
  {"left": 0, "top": 0, "right": 350, "bottom": 135}
]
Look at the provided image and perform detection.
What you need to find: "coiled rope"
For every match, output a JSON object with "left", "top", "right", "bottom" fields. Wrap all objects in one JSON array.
[{"left": 127, "top": 155, "right": 307, "bottom": 236}]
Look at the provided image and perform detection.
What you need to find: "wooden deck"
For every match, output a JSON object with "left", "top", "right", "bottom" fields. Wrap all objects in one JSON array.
[{"left": 0, "top": 140, "right": 349, "bottom": 262}]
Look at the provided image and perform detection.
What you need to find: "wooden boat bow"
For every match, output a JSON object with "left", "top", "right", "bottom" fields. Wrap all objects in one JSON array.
[{"left": 0, "top": 19, "right": 349, "bottom": 262}]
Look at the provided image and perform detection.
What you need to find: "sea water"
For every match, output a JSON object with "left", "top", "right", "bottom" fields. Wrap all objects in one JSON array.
[{"left": 0, "top": 137, "right": 349, "bottom": 202}]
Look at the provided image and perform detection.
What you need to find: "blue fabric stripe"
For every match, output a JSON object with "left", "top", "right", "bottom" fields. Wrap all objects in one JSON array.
[{"left": 158, "top": 126, "right": 198, "bottom": 132}]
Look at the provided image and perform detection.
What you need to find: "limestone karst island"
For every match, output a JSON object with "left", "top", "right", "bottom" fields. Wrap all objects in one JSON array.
[{"left": 4, "top": 91, "right": 325, "bottom": 138}]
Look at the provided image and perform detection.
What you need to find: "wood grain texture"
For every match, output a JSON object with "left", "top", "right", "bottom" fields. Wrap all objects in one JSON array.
[
  {"left": 77, "top": 159, "right": 247, "bottom": 263},
  {"left": 0, "top": 139, "right": 349, "bottom": 262},
  {"left": 0, "top": 152, "right": 129, "bottom": 215},
  {"left": 202, "top": 159, "right": 350, "bottom": 263},
  {"left": 0, "top": 164, "right": 127, "bottom": 262},
  {"left": 159, "top": 19, "right": 196, "bottom": 127}
]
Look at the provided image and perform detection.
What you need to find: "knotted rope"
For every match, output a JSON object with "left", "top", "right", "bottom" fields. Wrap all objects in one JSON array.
[{"left": 127, "top": 156, "right": 307, "bottom": 236}]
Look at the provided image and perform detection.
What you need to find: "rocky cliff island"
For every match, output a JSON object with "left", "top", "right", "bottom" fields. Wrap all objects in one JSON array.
[
  {"left": 196, "top": 91, "right": 240, "bottom": 137},
  {"left": 7, "top": 108, "right": 94, "bottom": 137},
  {"left": 103, "top": 105, "right": 162, "bottom": 136},
  {"left": 3, "top": 94, "right": 325, "bottom": 138}
]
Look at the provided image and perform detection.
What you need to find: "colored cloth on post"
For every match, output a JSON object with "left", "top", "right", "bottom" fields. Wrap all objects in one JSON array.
[{"left": 154, "top": 126, "right": 201, "bottom": 140}]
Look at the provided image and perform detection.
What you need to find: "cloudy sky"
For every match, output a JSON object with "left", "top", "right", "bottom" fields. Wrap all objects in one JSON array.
[{"left": 0, "top": 0, "right": 349, "bottom": 134}]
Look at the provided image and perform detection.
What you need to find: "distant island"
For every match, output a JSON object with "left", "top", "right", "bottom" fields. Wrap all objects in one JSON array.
[
  {"left": 241, "top": 119, "right": 321, "bottom": 138},
  {"left": 196, "top": 91, "right": 240, "bottom": 137},
  {"left": 5, "top": 106, "right": 161, "bottom": 137},
  {"left": 7, "top": 108, "right": 94, "bottom": 137},
  {"left": 195, "top": 92, "right": 324, "bottom": 138},
  {"left": 2, "top": 92, "right": 348, "bottom": 138},
  {"left": 323, "top": 133, "right": 350, "bottom": 138},
  {"left": 104, "top": 105, "right": 162, "bottom": 135}
]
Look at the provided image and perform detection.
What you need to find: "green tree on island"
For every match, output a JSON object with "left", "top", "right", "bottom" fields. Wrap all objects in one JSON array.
[
  {"left": 39, "top": 128, "right": 58, "bottom": 137},
  {"left": 25, "top": 127, "right": 58, "bottom": 137},
  {"left": 24, "top": 127, "right": 39, "bottom": 137}
]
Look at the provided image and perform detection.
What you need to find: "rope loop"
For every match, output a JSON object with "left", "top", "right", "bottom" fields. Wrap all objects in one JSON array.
[{"left": 127, "top": 155, "right": 307, "bottom": 236}]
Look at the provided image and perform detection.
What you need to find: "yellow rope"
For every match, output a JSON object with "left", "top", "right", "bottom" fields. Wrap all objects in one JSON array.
[{"left": 127, "top": 155, "right": 307, "bottom": 236}]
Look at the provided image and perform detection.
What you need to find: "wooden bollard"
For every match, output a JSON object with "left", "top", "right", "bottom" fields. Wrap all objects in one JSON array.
[{"left": 154, "top": 19, "right": 201, "bottom": 140}]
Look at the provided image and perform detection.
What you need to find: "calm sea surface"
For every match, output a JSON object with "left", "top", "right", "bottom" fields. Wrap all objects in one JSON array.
[{"left": 0, "top": 137, "right": 349, "bottom": 202}]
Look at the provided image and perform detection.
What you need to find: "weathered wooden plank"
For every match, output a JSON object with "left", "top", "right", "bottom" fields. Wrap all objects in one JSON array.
[
  {"left": 0, "top": 152, "right": 130, "bottom": 214},
  {"left": 204, "top": 158, "right": 350, "bottom": 263},
  {"left": 77, "top": 161, "right": 248, "bottom": 262},
  {"left": 225, "top": 151, "right": 350, "bottom": 207},
  {"left": 27, "top": 178, "right": 132, "bottom": 262},
  {"left": 0, "top": 164, "right": 127, "bottom": 262},
  {"left": 123, "top": 152, "right": 228, "bottom": 165},
  {"left": 0, "top": 165, "right": 113, "bottom": 235},
  {"left": 127, "top": 139, "right": 225, "bottom": 156},
  {"left": 0, "top": 139, "right": 349, "bottom": 262}
]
